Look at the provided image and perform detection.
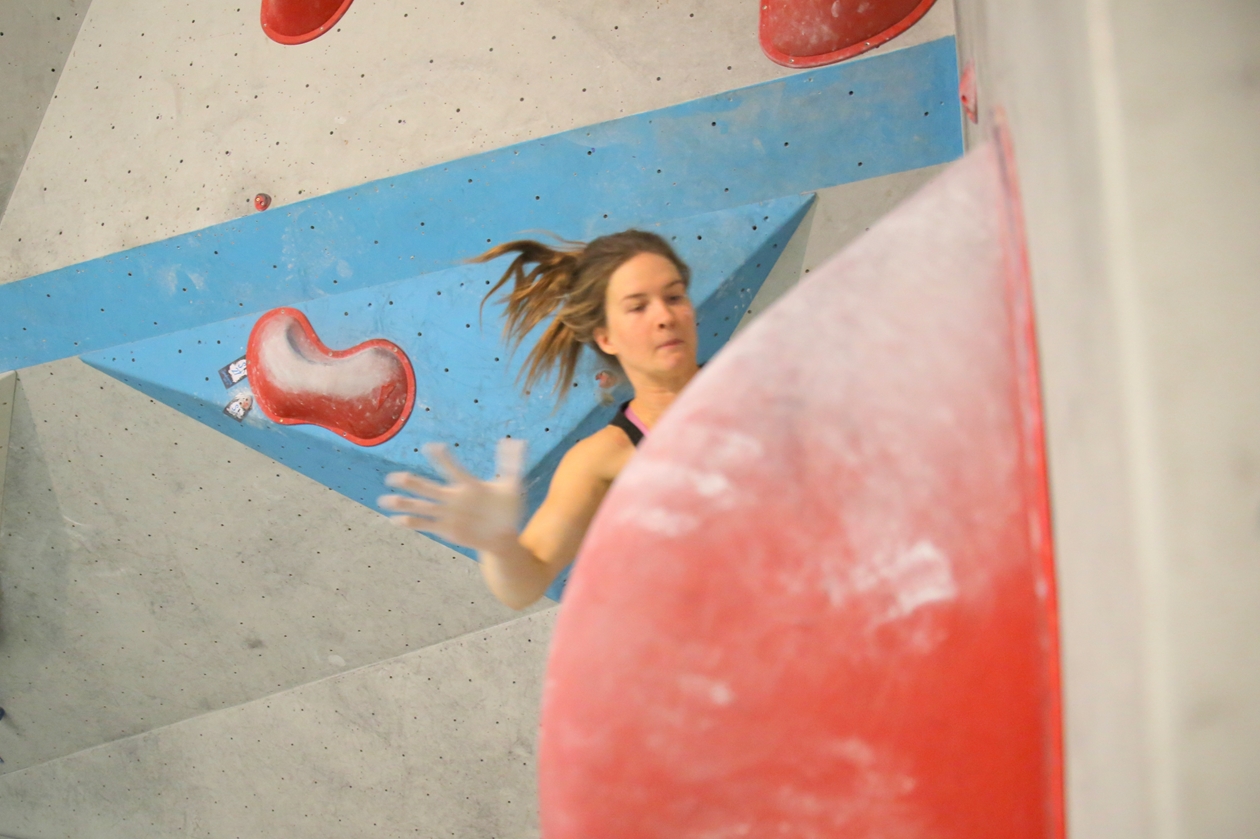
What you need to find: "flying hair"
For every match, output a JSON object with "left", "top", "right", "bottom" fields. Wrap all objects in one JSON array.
[{"left": 474, "top": 230, "right": 691, "bottom": 401}]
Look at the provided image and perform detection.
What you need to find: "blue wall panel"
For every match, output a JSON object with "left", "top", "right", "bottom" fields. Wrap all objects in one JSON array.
[{"left": 2, "top": 37, "right": 962, "bottom": 371}]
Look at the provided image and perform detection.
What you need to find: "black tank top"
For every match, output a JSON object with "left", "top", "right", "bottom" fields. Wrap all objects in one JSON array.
[{"left": 608, "top": 401, "right": 649, "bottom": 447}]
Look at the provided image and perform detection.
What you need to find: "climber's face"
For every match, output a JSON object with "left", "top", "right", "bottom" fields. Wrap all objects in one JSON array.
[{"left": 595, "top": 252, "right": 698, "bottom": 381}]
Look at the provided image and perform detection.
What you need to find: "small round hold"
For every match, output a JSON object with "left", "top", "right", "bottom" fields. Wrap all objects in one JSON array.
[
  {"left": 254, "top": 193, "right": 272, "bottom": 211},
  {"left": 595, "top": 371, "right": 615, "bottom": 389}
]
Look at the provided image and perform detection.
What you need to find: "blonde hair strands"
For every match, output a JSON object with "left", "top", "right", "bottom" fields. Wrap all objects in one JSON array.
[{"left": 476, "top": 230, "right": 691, "bottom": 400}]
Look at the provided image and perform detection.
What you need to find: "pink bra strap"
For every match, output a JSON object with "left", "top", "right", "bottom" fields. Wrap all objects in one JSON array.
[{"left": 624, "top": 403, "right": 650, "bottom": 437}]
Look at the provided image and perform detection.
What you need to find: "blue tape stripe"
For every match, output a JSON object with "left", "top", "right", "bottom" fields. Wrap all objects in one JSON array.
[
  {"left": 2, "top": 35, "right": 962, "bottom": 370},
  {"left": 1, "top": 37, "right": 961, "bottom": 371}
]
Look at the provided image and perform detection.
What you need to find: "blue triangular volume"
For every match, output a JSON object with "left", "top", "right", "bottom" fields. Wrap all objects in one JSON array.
[{"left": 83, "top": 194, "right": 814, "bottom": 599}]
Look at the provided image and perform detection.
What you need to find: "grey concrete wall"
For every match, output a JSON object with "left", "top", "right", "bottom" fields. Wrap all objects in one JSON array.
[
  {"left": 0, "top": 360, "right": 534, "bottom": 773},
  {"left": 953, "top": 0, "right": 1260, "bottom": 836},
  {"left": 739, "top": 165, "right": 949, "bottom": 328},
  {"left": 0, "top": 0, "right": 92, "bottom": 223},
  {"left": 0, "top": 610, "right": 556, "bottom": 839},
  {"left": 0, "top": 1, "right": 957, "bottom": 831}
]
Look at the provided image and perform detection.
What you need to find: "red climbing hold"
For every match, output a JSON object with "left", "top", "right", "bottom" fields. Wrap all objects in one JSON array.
[
  {"left": 760, "top": 0, "right": 938, "bottom": 67},
  {"left": 260, "top": 0, "right": 356, "bottom": 45},
  {"left": 539, "top": 128, "right": 1063, "bottom": 838},
  {"left": 254, "top": 193, "right": 272, "bottom": 211},
  {"left": 246, "top": 308, "right": 415, "bottom": 446}
]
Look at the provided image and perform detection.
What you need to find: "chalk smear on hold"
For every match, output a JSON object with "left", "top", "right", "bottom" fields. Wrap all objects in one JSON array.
[
  {"left": 853, "top": 538, "right": 958, "bottom": 620},
  {"left": 614, "top": 505, "right": 699, "bottom": 537},
  {"left": 620, "top": 458, "right": 734, "bottom": 500},
  {"left": 677, "top": 674, "right": 737, "bottom": 707},
  {"left": 255, "top": 315, "right": 397, "bottom": 399}
]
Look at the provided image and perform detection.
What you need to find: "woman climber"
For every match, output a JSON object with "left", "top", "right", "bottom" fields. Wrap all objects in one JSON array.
[{"left": 377, "top": 231, "right": 700, "bottom": 610}]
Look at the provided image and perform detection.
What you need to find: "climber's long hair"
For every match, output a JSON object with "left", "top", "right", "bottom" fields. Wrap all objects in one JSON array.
[{"left": 475, "top": 230, "right": 691, "bottom": 399}]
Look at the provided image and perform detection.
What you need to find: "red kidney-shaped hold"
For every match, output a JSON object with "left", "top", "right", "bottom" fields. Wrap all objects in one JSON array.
[
  {"left": 254, "top": 193, "right": 272, "bottom": 211},
  {"left": 246, "top": 308, "right": 415, "bottom": 446}
]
